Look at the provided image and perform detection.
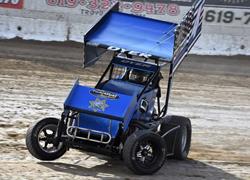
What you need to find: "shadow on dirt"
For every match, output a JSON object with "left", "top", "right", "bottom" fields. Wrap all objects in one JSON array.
[{"left": 39, "top": 157, "right": 243, "bottom": 180}]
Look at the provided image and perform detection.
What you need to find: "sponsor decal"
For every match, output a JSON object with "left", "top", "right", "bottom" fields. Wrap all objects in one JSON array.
[
  {"left": 107, "top": 46, "right": 152, "bottom": 59},
  {"left": 89, "top": 98, "right": 109, "bottom": 112},
  {"left": 120, "top": 59, "right": 152, "bottom": 68},
  {"left": 90, "top": 89, "right": 119, "bottom": 99},
  {"left": 0, "top": 0, "right": 24, "bottom": 9}
]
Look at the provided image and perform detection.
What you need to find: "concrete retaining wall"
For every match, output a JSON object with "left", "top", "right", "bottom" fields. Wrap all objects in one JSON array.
[{"left": 0, "top": 0, "right": 249, "bottom": 56}]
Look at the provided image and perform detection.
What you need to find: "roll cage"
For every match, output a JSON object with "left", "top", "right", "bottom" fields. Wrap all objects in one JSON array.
[
  {"left": 94, "top": 55, "right": 167, "bottom": 119},
  {"left": 83, "top": 0, "right": 205, "bottom": 118}
]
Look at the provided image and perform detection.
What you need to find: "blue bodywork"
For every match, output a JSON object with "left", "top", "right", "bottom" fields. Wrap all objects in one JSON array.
[
  {"left": 64, "top": 57, "right": 159, "bottom": 140},
  {"left": 64, "top": 80, "right": 138, "bottom": 138},
  {"left": 64, "top": 82, "right": 136, "bottom": 121}
]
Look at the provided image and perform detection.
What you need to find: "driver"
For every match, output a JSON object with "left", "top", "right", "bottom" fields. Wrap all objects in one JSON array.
[{"left": 129, "top": 69, "right": 147, "bottom": 84}]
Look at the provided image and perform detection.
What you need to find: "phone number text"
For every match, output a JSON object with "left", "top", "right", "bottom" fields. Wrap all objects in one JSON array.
[{"left": 205, "top": 10, "right": 250, "bottom": 25}]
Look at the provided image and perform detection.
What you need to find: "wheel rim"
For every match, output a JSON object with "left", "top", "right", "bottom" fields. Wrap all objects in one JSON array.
[
  {"left": 38, "top": 124, "right": 63, "bottom": 153},
  {"left": 135, "top": 139, "right": 158, "bottom": 168},
  {"left": 181, "top": 126, "right": 187, "bottom": 152}
]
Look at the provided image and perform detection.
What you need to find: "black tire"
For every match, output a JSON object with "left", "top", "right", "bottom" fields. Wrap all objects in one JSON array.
[
  {"left": 26, "top": 118, "right": 67, "bottom": 161},
  {"left": 161, "top": 116, "right": 191, "bottom": 160},
  {"left": 123, "top": 130, "right": 166, "bottom": 175}
]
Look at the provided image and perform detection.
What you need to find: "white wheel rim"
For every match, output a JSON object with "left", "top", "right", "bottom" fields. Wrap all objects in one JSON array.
[{"left": 37, "top": 124, "right": 63, "bottom": 153}]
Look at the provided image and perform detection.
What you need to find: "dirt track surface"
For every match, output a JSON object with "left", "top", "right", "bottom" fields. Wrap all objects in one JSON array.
[{"left": 0, "top": 39, "right": 249, "bottom": 180}]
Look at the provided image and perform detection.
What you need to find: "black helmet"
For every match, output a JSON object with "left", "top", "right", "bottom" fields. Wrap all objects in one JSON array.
[{"left": 129, "top": 69, "right": 149, "bottom": 84}]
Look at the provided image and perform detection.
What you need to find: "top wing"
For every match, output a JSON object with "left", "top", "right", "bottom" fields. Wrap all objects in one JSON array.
[{"left": 83, "top": 0, "right": 205, "bottom": 70}]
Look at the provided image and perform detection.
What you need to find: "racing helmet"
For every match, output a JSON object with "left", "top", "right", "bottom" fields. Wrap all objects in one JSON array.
[{"left": 129, "top": 69, "right": 149, "bottom": 84}]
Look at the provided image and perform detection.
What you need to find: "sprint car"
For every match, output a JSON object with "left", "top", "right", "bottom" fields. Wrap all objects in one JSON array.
[{"left": 26, "top": 0, "right": 205, "bottom": 175}]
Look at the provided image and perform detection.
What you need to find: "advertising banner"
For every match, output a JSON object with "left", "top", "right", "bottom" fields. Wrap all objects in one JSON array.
[
  {"left": 0, "top": 0, "right": 24, "bottom": 9},
  {"left": 0, "top": 0, "right": 249, "bottom": 55},
  {"left": 128, "top": 0, "right": 250, "bottom": 9},
  {"left": 202, "top": 0, "right": 250, "bottom": 9}
]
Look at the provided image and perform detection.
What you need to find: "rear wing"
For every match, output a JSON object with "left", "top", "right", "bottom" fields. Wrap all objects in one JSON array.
[{"left": 83, "top": 0, "right": 205, "bottom": 73}]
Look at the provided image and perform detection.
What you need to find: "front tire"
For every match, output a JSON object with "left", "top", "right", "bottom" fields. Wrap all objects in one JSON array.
[
  {"left": 26, "top": 118, "right": 67, "bottom": 161},
  {"left": 123, "top": 130, "right": 166, "bottom": 175}
]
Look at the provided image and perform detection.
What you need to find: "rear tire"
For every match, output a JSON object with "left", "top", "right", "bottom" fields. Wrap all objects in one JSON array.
[
  {"left": 123, "top": 130, "right": 166, "bottom": 175},
  {"left": 26, "top": 118, "right": 67, "bottom": 161},
  {"left": 161, "top": 116, "right": 191, "bottom": 160}
]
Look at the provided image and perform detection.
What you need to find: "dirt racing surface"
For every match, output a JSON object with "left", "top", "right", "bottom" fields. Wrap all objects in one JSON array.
[{"left": 0, "top": 39, "right": 249, "bottom": 180}]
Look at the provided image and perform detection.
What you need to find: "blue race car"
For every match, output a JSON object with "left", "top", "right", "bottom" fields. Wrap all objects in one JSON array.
[{"left": 26, "top": 0, "right": 205, "bottom": 175}]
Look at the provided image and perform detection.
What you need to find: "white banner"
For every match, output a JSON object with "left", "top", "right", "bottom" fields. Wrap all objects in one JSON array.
[{"left": 0, "top": 0, "right": 249, "bottom": 55}]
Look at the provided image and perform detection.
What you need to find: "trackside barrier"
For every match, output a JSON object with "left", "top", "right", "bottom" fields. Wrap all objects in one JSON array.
[{"left": 0, "top": 0, "right": 249, "bottom": 55}]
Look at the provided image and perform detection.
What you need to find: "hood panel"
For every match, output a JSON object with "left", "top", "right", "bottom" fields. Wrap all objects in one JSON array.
[{"left": 64, "top": 80, "right": 136, "bottom": 121}]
